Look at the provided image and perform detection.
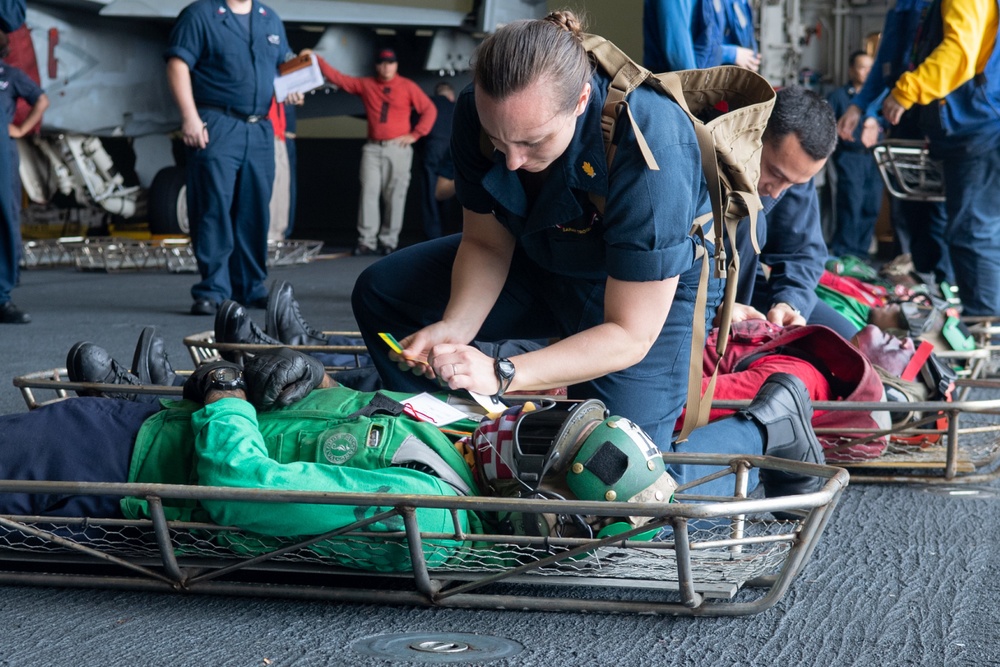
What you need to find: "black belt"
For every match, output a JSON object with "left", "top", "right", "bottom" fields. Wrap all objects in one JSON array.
[{"left": 199, "top": 105, "right": 265, "bottom": 124}]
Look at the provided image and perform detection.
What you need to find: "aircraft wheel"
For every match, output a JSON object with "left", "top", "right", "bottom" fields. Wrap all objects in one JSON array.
[{"left": 148, "top": 166, "right": 189, "bottom": 235}]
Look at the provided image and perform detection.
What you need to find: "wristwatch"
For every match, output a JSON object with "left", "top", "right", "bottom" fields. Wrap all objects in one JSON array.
[
  {"left": 494, "top": 357, "right": 516, "bottom": 398},
  {"left": 209, "top": 366, "right": 246, "bottom": 392}
]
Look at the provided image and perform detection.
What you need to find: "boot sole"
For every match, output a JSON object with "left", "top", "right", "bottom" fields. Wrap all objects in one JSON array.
[
  {"left": 265, "top": 280, "right": 293, "bottom": 340},
  {"left": 66, "top": 341, "right": 91, "bottom": 387},
  {"left": 215, "top": 300, "right": 245, "bottom": 345},
  {"left": 131, "top": 326, "right": 156, "bottom": 385}
]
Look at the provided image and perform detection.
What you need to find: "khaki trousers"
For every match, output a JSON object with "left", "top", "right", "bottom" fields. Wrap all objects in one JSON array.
[
  {"left": 267, "top": 138, "right": 290, "bottom": 242},
  {"left": 357, "top": 141, "right": 413, "bottom": 250}
]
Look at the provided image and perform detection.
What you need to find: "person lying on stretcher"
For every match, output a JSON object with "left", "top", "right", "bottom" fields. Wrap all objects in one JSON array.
[{"left": 1, "top": 328, "right": 829, "bottom": 565}]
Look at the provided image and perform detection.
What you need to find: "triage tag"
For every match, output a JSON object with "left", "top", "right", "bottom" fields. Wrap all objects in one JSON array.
[{"left": 401, "top": 392, "right": 469, "bottom": 426}]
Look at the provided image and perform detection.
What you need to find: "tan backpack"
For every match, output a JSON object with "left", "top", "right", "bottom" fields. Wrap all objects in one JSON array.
[{"left": 580, "top": 34, "right": 775, "bottom": 441}]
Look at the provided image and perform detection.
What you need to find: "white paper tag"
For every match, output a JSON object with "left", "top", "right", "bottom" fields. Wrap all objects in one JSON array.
[
  {"left": 468, "top": 390, "right": 508, "bottom": 414},
  {"left": 400, "top": 392, "right": 470, "bottom": 426}
]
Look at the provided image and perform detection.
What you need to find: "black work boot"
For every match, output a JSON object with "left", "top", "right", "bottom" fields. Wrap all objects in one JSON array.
[
  {"left": 265, "top": 281, "right": 329, "bottom": 346},
  {"left": 215, "top": 300, "right": 281, "bottom": 346},
  {"left": 0, "top": 301, "right": 30, "bottom": 324},
  {"left": 738, "top": 373, "right": 825, "bottom": 503},
  {"left": 132, "top": 326, "right": 179, "bottom": 387},
  {"left": 67, "top": 341, "right": 154, "bottom": 402}
]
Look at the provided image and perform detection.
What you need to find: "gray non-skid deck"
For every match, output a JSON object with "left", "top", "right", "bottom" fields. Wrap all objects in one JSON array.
[{"left": 3, "top": 252, "right": 1000, "bottom": 666}]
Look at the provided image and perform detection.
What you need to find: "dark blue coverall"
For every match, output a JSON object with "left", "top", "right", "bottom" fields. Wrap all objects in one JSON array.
[
  {"left": 418, "top": 93, "right": 455, "bottom": 241},
  {"left": 736, "top": 180, "right": 861, "bottom": 340},
  {"left": 907, "top": 0, "right": 1000, "bottom": 315},
  {"left": 642, "top": 0, "right": 722, "bottom": 72},
  {"left": 826, "top": 83, "right": 884, "bottom": 259},
  {"left": 165, "top": 0, "right": 292, "bottom": 307},
  {"left": 848, "top": 0, "right": 951, "bottom": 284},
  {"left": 0, "top": 59, "right": 39, "bottom": 308},
  {"left": 718, "top": 0, "right": 758, "bottom": 65},
  {"left": 0, "top": 0, "right": 24, "bottom": 311},
  {"left": 351, "top": 74, "right": 781, "bottom": 497}
]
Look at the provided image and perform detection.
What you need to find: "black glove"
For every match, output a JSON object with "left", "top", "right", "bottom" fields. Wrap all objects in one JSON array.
[
  {"left": 183, "top": 360, "right": 243, "bottom": 404},
  {"left": 244, "top": 347, "right": 327, "bottom": 410}
]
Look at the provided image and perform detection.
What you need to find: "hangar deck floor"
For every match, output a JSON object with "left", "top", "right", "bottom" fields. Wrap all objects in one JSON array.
[{"left": 2, "top": 251, "right": 1000, "bottom": 667}]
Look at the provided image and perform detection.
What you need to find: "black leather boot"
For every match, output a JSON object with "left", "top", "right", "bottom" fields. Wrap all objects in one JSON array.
[
  {"left": 132, "top": 326, "right": 179, "bottom": 387},
  {"left": 67, "top": 341, "right": 154, "bottom": 402},
  {"left": 738, "top": 373, "right": 825, "bottom": 502},
  {"left": 265, "top": 281, "right": 329, "bottom": 346},
  {"left": 0, "top": 300, "right": 30, "bottom": 324},
  {"left": 215, "top": 300, "right": 281, "bottom": 346}
]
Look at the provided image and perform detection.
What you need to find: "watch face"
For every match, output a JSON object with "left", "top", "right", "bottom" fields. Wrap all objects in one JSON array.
[
  {"left": 211, "top": 367, "right": 240, "bottom": 384},
  {"left": 497, "top": 359, "right": 516, "bottom": 379},
  {"left": 210, "top": 366, "right": 244, "bottom": 390}
]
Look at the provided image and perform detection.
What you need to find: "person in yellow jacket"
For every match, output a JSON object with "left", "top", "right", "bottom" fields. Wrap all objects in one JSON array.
[{"left": 882, "top": 0, "right": 1000, "bottom": 316}]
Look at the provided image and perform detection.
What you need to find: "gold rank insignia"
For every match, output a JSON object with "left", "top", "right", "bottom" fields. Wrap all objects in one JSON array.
[{"left": 582, "top": 161, "right": 595, "bottom": 177}]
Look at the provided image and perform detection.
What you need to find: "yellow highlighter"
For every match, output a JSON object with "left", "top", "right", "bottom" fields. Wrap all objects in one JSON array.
[
  {"left": 378, "top": 332, "right": 429, "bottom": 365},
  {"left": 378, "top": 331, "right": 404, "bottom": 354}
]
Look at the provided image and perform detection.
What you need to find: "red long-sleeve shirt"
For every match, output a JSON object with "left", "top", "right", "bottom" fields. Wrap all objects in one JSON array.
[{"left": 317, "top": 57, "right": 436, "bottom": 141}]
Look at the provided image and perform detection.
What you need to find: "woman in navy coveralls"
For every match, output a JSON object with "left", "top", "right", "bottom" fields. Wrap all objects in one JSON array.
[{"left": 351, "top": 12, "right": 788, "bottom": 493}]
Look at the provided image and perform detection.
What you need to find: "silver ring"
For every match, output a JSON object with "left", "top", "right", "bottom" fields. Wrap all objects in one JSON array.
[{"left": 450, "top": 363, "right": 456, "bottom": 376}]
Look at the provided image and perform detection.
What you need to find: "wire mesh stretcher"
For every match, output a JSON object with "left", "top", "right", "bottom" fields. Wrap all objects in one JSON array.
[
  {"left": 872, "top": 139, "right": 945, "bottom": 202},
  {"left": 20, "top": 237, "right": 326, "bottom": 272},
  {"left": 0, "top": 455, "right": 847, "bottom": 616},
  {"left": 6, "top": 370, "right": 848, "bottom": 614},
  {"left": 183, "top": 330, "right": 369, "bottom": 370}
]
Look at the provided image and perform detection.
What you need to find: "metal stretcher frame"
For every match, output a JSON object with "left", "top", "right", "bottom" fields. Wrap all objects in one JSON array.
[
  {"left": 0, "top": 455, "right": 848, "bottom": 617},
  {"left": 872, "top": 139, "right": 945, "bottom": 202},
  {"left": 183, "top": 330, "right": 368, "bottom": 370},
  {"left": 20, "top": 237, "right": 326, "bottom": 272}
]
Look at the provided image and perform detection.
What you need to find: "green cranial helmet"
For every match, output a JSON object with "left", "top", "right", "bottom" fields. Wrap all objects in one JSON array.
[
  {"left": 479, "top": 400, "right": 676, "bottom": 539},
  {"left": 564, "top": 415, "right": 676, "bottom": 505}
]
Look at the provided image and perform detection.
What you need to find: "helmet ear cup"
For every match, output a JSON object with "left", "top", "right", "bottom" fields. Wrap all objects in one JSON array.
[
  {"left": 566, "top": 417, "right": 677, "bottom": 505},
  {"left": 541, "top": 399, "right": 611, "bottom": 476}
]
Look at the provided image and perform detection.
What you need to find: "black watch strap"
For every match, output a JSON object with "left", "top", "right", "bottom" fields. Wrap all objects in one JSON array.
[{"left": 494, "top": 356, "right": 516, "bottom": 399}]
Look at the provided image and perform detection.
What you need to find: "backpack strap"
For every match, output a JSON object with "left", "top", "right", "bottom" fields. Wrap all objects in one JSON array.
[
  {"left": 581, "top": 33, "right": 773, "bottom": 442},
  {"left": 582, "top": 33, "right": 659, "bottom": 173}
]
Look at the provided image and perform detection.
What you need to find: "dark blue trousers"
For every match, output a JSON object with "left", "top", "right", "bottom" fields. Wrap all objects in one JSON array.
[
  {"left": 352, "top": 235, "right": 746, "bottom": 450},
  {"left": 0, "top": 133, "right": 15, "bottom": 305},
  {"left": 187, "top": 112, "right": 274, "bottom": 305},
  {"left": 892, "top": 197, "right": 952, "bottom": 285},
  {"left": 941, "top": 147, "right": 1000, "bottom": 315},
  {"left": 828, "top": 149, "right": 883, "bottom": 259},
  {"left": 285, "top": 137, "right": 297, "bottom": 238},
  {"left": 418, "top": 138, "right": 450, "bottom": 240},
  {"left": 0, "top": 398, "right": 158, "bottom": 518}
]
